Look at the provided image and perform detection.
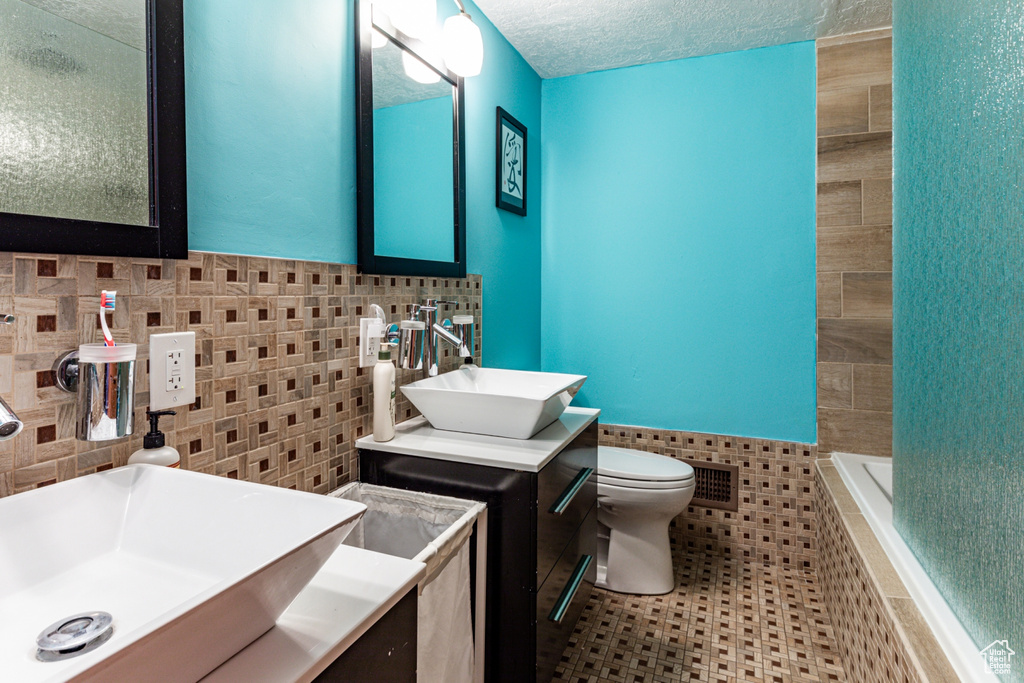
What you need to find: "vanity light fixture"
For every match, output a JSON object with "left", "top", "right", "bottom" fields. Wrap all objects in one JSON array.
[
  {"left": 402, "top": 49, "right": 442, "bottom": 83},
  {"left": 443, "top": 0, "right": 484, "bottom": 77},
  {"left": 387, "top": 0, "right": 437, "bottom": 38}
]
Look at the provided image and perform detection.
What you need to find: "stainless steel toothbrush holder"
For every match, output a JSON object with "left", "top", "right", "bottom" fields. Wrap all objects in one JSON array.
[
  {"left": 398, "top": 320, "right": 425, "bottom": 371},
  {"left": 451, "top": 315, "right": 474, "bottom": 358},
  {"left": 72, "top": 343, "right": 138, "bottom": 441}
]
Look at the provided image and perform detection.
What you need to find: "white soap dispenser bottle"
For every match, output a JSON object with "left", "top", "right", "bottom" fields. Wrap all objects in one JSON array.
[
  {"left": 373, "top": 344, "right": 396, "bottom": 442},
  {"left": 128, "top": 410, "right": 180, "bottom": 467}
]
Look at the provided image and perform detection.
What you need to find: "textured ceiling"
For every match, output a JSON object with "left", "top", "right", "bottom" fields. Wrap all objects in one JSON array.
[{"left": 472, "top": 0, "right": 891, "bottom": 79}]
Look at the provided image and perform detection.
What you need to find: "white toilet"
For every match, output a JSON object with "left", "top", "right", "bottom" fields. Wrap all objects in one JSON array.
[{"left": 596, "top": 446, "right": 696, "bottom": 595}]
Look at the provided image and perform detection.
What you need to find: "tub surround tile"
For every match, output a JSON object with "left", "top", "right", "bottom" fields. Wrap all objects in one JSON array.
[
  {"left": 814, "top": 462, "right": 859, "bottom": 514},
  {"left": 817, "top": 363, "right": 853, "bottom": 409},
  {"left": 817, "top": 87, "right": 870, "bottom": 136},
  {"left": 817, "top": 224, "right": 893, "bottom": 273},
  {"left": 869, "top": 84, "right": 893, "bottom": 133},
  {"left": 817, "top": 273, "right": 843, "bottom": 318},
  {"left": 0, "top": 251, "right": 482, "bottom": 498},
  {"left": 841, "top": 272, "right": 892, "bottom": 318},
  {"left": 817, "top": 318, "right": 892, "bottom": 365},
  {"left": 816, "top": 32, "right": 893, "bottom": 459},
  {"left": 890, "top": 599, "right": 961, "bottom": 683},
  {"left": 817, "top": 35, "right": 893, "bottom": 90},
  {"left": 843, "top": 513, "right": 909, "bottom": 599},
  {"left": 817, "top": 181, "right": 863, "bottom": 227},
  {"left": 816, "top": 460, "right": 955, "bottom": 683},
  {"left": 817, "top": 133, "right": 893, "bottom": 184},
  {"left": 817, "top": 408, "right": 893, "bottom": 458},
  {"left": 852, "top": 364, "right": 893, "bottom": 412},
  {"left": 862, "top": 178, "right": 893, "bottom": 225}
]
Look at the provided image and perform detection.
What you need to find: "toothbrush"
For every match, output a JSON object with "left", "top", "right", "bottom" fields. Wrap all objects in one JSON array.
[{"left": 100, "top": 290, "right": 116, "bottom": 347}]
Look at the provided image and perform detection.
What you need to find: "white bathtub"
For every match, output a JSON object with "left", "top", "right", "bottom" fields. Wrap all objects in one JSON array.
[{"left": 832, "top": 453, "right": 997, "bottom": 683}]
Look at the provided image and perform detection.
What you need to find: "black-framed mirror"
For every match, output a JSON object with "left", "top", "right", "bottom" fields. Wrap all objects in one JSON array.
[
  {"left": 0, "top": 0, "right": 186, "bottom": 259},
  {"left": 355, "top": 0, "right": 467, "bottom": 278}
]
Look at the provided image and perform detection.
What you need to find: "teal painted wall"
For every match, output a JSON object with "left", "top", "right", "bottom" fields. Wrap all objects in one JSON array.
[
  {"left": 460, "top": 0, "right": 542, "bottom": 370},
  {"left": 184, "top": 0, "right": 542, "bottom": 370},
  {"left": 893, "top": 1, "right": 1024, "bottom": 677},
  {"left": 374, "top": 96, "right": 454, "bottom": 263},
  {"left": 540, "top": 43, "right": 817, "bottom": 442},
  {"left": 185, "top": 0, "right": 354, "bottom": 263}
]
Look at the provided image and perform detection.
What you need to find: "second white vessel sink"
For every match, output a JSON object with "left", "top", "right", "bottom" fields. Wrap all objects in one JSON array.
[
  {"left": 0, "top": 465, "right": 366, "bottom": 683},
  {"left": 400, "top": 366, "right": 587, "bottom": 439}
]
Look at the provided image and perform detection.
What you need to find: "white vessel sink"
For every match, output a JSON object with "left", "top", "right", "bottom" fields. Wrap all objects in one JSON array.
[
  {"left": 0, "top": 465, "right": 366, "bottom": 683},
  {"left": 400, "top": 366, "right": 587, "bottom": 439}
]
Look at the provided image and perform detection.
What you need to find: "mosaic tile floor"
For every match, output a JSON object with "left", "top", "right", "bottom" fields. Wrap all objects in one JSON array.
[{"left": 553, "top": 549, "right": 848, "bottom": 683}]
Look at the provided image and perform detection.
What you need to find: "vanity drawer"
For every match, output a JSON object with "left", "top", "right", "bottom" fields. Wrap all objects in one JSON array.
[
  {"left": 536, "top": 424, "right": 597, "bottom": 586},
  {"left": 536, "top": 505, "right": 597, "bottom": 683}
]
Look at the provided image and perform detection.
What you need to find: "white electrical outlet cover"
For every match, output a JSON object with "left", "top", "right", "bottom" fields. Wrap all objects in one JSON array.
[
  {"left": 359, "top": 318, "right": 383, "bottom": 368},
  {"left": 150, "top": 332, "right": 196, "bottom": 410}
]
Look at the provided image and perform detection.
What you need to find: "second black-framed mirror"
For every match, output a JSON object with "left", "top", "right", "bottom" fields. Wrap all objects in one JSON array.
[{"left": 355, "top": 0, "right": 467, "bottom": 278}]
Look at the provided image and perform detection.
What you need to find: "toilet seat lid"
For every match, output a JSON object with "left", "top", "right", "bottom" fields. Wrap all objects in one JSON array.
[{"left": 597, "top": 446, "right": 694, "bottom": 483}]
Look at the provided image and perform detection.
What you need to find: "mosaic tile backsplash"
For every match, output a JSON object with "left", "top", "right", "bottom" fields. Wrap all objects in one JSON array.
[
  {"left": 599, "top": 424, "right": 818, "bottom": 569},
  {"left": 0, "top": 251, "right": 481, "bottom": 497}
]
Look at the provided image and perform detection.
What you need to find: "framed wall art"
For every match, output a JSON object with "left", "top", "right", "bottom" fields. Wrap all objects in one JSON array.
[{"left": 496, "top": 107, "right": 526, "bottom": 216}]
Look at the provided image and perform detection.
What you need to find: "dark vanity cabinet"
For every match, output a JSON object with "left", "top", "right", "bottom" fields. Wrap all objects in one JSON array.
[
  {"left": 313, "top": 590, "right": 417, "bottom": 683},
  {"left": 359, "top": 421, "right": 598, "bottom": 683}
]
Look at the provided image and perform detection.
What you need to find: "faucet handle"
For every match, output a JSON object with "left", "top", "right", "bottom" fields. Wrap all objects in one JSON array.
[{"left": 433, "top": 300, "right": 459, "bottom": 309}]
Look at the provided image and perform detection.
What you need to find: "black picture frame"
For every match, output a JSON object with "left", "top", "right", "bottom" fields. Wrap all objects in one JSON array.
[
  {"left": 496, "top": 107, "right": 527, "bottom": 216},
  {"left": 355, "top": 0, "right": 467, "bottom": 278},
  {"left": 0, "top": 0, "right": 187, "bottom": 259}
]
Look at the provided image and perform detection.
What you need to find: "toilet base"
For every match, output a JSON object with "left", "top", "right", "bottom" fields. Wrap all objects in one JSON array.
[{"left": 595, "top": 519, "right": 676, "bottom": 595}]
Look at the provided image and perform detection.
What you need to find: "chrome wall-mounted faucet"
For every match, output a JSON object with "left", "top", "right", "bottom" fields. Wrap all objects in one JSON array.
[
  {"left": 398, "top": 299, "right": 472, "bottom": 376},
  {"left": 0, "top": 396, "right": 23, "bottom": 441}
]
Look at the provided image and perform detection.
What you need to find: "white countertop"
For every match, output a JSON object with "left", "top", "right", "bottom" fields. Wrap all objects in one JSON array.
[
  {"left": 202, "top": 544, "right": 425, "bottom": 683},
  {"left": 356, "top": 407, "right": 601, "bottom": 472}
]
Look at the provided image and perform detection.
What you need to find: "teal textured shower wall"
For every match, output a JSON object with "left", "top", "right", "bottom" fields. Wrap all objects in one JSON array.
[{"left": 893, "top": 1, "right": 1024, "bottom": 677}]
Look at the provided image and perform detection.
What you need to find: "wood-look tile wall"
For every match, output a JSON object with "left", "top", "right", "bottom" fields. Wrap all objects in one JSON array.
[
  {"left": 816, "top": 30, "right": 894, "bottom": 457},
  {"left": 0, "top": 251, "right": 482, "bottom": 498}
]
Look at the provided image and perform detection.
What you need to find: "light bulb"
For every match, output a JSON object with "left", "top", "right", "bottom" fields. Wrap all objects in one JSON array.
[
  {"left": 402, "top": 50, "right": 441, "bottom": 84},
  {"left": 371, "top": 27, "right": 387, "bottom": 49},
  {"left": 443, "top": 12, "right": 483, "bottom": 77},
  {"left": 390, "top": 0, "right": 436, "bottom": 38}
]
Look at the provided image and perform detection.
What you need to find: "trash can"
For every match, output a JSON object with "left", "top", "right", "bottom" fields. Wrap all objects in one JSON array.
[{"left": 330, "top": 483, "right": 487, "bottom": 683}]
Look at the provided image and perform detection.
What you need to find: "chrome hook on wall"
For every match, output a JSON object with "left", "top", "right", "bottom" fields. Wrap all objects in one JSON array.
[{"left": 1, "top": 314, "right": 14, "bottom": 324}]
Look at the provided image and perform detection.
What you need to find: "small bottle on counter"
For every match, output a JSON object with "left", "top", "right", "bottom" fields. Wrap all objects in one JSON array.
[
  {"left": 373, "top": 344, "right": 396, "bottom": 442},
  {"left": 128, "top": 410, "right": 179, "bottom": 467}
]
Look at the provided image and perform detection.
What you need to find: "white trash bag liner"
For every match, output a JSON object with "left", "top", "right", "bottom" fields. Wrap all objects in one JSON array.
[{"left": 330, "top": 483, "right": 485, "bottom": 683}]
